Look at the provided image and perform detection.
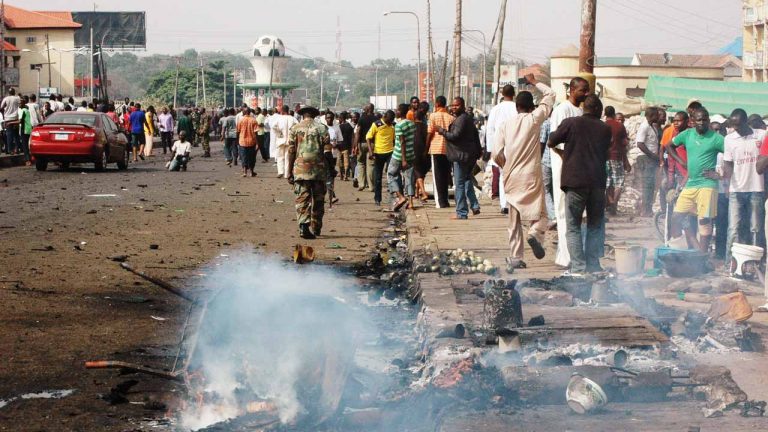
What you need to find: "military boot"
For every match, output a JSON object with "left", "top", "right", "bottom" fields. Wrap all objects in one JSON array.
[{"left": 299, "top": 223, "right": 316, "bottom": 239}]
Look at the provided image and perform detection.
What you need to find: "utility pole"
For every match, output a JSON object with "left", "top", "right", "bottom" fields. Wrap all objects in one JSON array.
[
  {"left": 493, "top": 0, "right": 507, "bottom": 104},
  {"left": 451, "top": 0, "right": 461, "bottom": 100},
  {"left": 201, "top": 59, "right": 207, "bottom": 108},
  {"left": 268, "top": 40, "right": 276, "bottom": 109},
  {"left": 223, "top": 65, "right": 226, "bottom": 107},
  {"left": 89, "top": 27, "right": 94, "bottom": 100},
  {"left": 1, "top": 0, "right": 5, "bottom": 98},
  {"left": 232, "top": 70, "right": 237, "bottom": 107},
  {"left": 375, "top": 65, "right": 379, "bottom": 108},
  {"left": 172, "top": 57, "right": 180, "bottom": 109},
  {"left": 195, "top": 62, "right": 199, "bottom": 106},
  {"left": 45, "top": 34, "right": 52, "bottom": 87},
  {"left": 426, "top": 0, "right": 433, "bottom": 103},
  {"left": 441, "top": 40, "right": 449, "bottom": 96},
  {"left": 579, "top": 0, "right": 596, "bottom": 74}
]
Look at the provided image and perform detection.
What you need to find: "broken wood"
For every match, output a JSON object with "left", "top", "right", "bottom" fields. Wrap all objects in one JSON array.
[
  {"left": 85, "top": 360, "right": 183, "bottom": 382},
  {"left": 119, "top": 262, "right": 195, "bottom": 302}
]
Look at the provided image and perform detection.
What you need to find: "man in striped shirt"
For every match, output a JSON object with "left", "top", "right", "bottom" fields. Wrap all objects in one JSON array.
[
  {"left": 427, "top": 96, "right": 455, "bottom": 208},
  {"left": 389, "top": 104, "right": 416, "bottom": 211}
]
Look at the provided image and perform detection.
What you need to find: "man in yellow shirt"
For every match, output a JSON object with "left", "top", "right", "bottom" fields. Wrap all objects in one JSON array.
[{"left": 366, "top": 110, "right": 395, "bottom": 206}]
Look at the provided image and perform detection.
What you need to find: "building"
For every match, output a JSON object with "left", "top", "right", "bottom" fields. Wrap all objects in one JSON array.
[
  {"left": 2, "top": 4, "right": 80, "bottom": 97},
  {"left": 239, "top": 35, "right": 299, "bottom": 109},
  {"left": 551, "top": 45, "right": 733, "bottom": 114},
  {"left": 743, "top": 0, "right": 767, "bottom": 81}
]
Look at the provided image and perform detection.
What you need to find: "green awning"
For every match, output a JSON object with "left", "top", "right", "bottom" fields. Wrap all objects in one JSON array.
[{"left": 644, "top": 75, "right": 768, "bottom": 116}]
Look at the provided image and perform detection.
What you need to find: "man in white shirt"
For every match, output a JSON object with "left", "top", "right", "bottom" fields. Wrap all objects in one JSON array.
[
  {"left": 486, "top": 84, "right": 518, "bottom": 214},
  {"left": 635, "top": 107, "right": 662, "bottom": 217},
  {"left": 1, "top": 88, "right": 21, "bottom": 154},
  {"left": 723, "top": 108, "right": 765, "bottom": 265},
  {"left": 272, "top": 105, "right": 298, "bottom": 178},
  {"left": 27, "top": 94, "right": 42, "bottom": 127},
  {"left": 548, "top": 77, "right": 589, "bottom": 269},
  {"left": 168, "top": 131, "right": 192, "bottom": 171}
]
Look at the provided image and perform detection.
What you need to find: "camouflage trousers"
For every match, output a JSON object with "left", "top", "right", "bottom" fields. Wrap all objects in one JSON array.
[
  {"left": 294, "top": 180, "right": 326, "bottom": 232},
  {"left": 197, "top": 133, "right": 210, "bottom": 154}
]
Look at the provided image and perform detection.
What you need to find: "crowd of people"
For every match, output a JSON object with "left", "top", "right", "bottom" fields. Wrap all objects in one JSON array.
[{"left": 6, "top": 78, "right": 768, "bottom": 287}]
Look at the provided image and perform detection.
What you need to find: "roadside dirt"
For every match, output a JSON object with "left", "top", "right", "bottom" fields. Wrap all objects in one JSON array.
[{"left": 0, "top": 141, "right": 390, "bottom": 431}]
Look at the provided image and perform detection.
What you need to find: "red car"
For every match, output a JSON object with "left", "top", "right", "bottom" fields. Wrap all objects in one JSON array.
[{"left": 30, "top": 112, "right": 129, "bottom": 171}]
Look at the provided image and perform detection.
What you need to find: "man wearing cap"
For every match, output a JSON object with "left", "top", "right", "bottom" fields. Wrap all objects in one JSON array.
[{"left": 288, "top": 106, "right": 330, "bottom": 239}]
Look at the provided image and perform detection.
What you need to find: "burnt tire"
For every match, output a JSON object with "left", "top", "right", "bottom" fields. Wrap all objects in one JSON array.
[
  {"left": 35, "top": 158, "right": 48, "bottom": 171},
  {"left": 95, "top": 151, "right": 107, "bottom": 172}
]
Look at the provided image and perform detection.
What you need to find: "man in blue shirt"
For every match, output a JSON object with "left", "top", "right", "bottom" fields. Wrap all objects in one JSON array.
[{"left": 129, "top": 103, "right": 147, "bottom": 161}]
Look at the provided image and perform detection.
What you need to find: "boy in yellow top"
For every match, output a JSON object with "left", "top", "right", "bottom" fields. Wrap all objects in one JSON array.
[{"left": 366, "top": 110, "right": 395, "bottom": 206}]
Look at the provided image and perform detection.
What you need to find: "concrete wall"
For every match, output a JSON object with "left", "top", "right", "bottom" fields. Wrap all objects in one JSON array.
[
  {"left": 551, "top": 56, "right": 724, "bottom": 103},
  {"left": 8, "top": 28, "right": 76, "bottom": 97},
  {"left": 743, "top": 0, "right": 767, "bottom": 81}
]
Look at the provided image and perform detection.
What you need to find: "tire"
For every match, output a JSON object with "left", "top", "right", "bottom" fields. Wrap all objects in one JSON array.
[
  {"left": 35, "top": 158, "right": 48, "bottom": 171},
  {"left": 117, "top": 148, "right": 128, "bottom": 170},
  {"left": 95, "top": 151, "right": 107, "bottom": 172},
  {"left": 61, "top": 162, "right": 70, "bottom": 171}
]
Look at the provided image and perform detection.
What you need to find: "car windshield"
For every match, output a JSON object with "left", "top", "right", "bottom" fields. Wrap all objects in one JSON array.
[{"left": 44, "top": 114, "right": 97, "bottom": 127}]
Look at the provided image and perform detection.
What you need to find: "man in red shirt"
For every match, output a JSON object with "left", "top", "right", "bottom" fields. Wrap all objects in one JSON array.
[
  {"left": 604, "top": 106, "right": 630, "bottom": 215},
  {"left": 755, "top": 135, "right": 768, "bottom": 310}
]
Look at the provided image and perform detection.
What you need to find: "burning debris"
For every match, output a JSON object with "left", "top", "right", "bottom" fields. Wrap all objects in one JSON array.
[{"left": 413, "top": 248, "right": 499, "bottom": 276}]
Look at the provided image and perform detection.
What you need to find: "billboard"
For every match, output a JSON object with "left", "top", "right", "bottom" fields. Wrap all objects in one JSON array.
[{"left": 72, "top": 12, "right": 146, "bottom": 49}]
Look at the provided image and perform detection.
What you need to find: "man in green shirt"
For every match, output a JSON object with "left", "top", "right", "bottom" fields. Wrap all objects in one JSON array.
[
  {"left": 666, "top": 107, "right": 725, "bottom": 252},
  {"left": 388, "top": 104, "right": 416, "bottom": 211}
]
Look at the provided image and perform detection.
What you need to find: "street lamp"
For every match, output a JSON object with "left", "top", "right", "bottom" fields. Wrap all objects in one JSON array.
[
  {"left": 383, "top": 11, "right": 421, "bottom": 102},
  {"left": 462, "top": 29, "right": 487, "bottom": 113}
]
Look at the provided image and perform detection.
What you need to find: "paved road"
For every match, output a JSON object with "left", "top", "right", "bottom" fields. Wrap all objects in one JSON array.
[{"left": 0, "top": 140, "right": 389, "bottom": 430}]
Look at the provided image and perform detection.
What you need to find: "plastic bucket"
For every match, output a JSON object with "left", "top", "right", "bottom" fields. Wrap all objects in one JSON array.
[
  {"left": 566, "top": 373, "right": 608, "bottom": 414},
  {"left": 731, "top": 243, "right": 764, "bottom": 276},
  {"left": 614, "top": 245, "right": 647, "bottom": 275}
]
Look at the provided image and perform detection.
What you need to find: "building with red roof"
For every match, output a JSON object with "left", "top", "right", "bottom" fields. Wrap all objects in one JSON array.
[{"left": 2, "top": 4, "right": 80, "bottom": 97}]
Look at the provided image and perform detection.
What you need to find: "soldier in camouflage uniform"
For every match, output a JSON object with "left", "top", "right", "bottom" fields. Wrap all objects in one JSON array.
[
  {"left": 197, "top": 108, "right": 212, "bottom": 157},
  {"left": 190, "top": 108, "right": 201, "bottom": 147},
  {"left": 288, "top": 106, "right": 329, "bottom": 239}
]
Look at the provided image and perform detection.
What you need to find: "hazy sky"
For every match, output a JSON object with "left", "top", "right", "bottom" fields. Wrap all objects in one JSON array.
[{"left": 17, "top": 0, "right": 741, "bottom": 65}]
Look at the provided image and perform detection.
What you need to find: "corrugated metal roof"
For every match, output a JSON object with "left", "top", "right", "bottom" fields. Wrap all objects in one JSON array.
[{"left": 645, "top": 75, "right": 768, "bottom": 116}]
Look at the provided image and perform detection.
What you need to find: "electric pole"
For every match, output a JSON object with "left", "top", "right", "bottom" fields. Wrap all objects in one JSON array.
[
  {"left": 492, "top": 0, "right": 507, "bottom": 104},
  {"left": 201, "top": 58, "right": 207, "bottom": 108},
  {"left": 451, "top": 0, "right": 461, "bottom": 100},
  {"left": 426, "top": 0, "right": 434, "bottom": 103},
  {"left": 195, "top": 63, "right": 199, "bottom": 106},
  {"left": 1, "top": 0, "right": 5, "bottom": 98},
  {"left": 172, "top": 57, "right": 180, "bottom": 109},
  {"left": 441, "top": 40, "right": 449, "bottom": 97},
  {"left": 579, "top": 0, "right": 596, "bottom": 74}
]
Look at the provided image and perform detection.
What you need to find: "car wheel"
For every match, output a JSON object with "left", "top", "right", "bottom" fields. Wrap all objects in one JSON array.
[
  {"left": 35, "top": 158, "right": 48, "bottom": 171},
  {"left": 95, "top": 151, "right": 107, "bottom": 172},
  {"left": 117, "top": 147, "right": 128, "bottom": 170},
  {"left": 61, "top": 162, "right": 70, "bottom": 171}
]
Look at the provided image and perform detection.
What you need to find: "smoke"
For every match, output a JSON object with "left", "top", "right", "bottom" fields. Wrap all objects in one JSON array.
[{"left": 181, "top": 252, "right": 367, "bottom": 430}]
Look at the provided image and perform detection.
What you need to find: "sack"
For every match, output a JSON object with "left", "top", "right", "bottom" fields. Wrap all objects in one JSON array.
[{"left": 707, "top": 291, "right": 753, "bottom": 322}]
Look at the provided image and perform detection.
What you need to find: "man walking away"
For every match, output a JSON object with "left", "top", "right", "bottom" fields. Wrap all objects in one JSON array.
[
  {"left": 437, "top": 97, "right": 482, "bottom": 220},
  {"left": 129, "top": 103, "right": 147, "bottom": 161},
  {"left": 427, "top": 96, "right": 455, "bottom": 208},
  {"left": 197, "top": 108, "right": 212, "bottom": 157},
  {"left": 158, "top": 106, "right": 175, "bottom": 155},
  {"left": 273, "top": 105, "right": 297, "bottom": 178},
  {"left": 325, "top": 111, "right": 341, "bottom": 207},
  {"left": 288, "top": 106, "right": 329, "bottom": 239},
  {"left": 366, "top": 110, "right": 396, "bottom": 206},
  {"left": 389, "top": 104, "right": 417, "bottom": 211},
  {"left": 264, "top": 108, "right": 275, "bottom": 162},
  {"left": 1, "top": 88, "right": 20, "bottom": 155},
  {"left": 18, "top": 96, "right": 32, "bottom": 165},
  {"left": 221, "top": 108, "right": 239, "bottom": 166},
  {"left": 666, "top": 108, "right": 724, "bottom": 253},
  {"left": 486, "top": 85, "right": 518, "bottom": 213},
  {"left": 723, "top": 109, "right": 765, "bottom": 265},
  {"left": 337, "top": 111, "right": 353, "bottom": 181},
  {"left": 413, "top": 102, "right": 431, "bottom": 202},
  {"left": 493, "top": 74, "right": 555, "bottom": 269},
  {"left": 548, "top": 95, "right": 611, "bottom": 275},
  {"left": 604, "top": 106, "right": 631, "bottom": 215},
  {"left": 356, "top": 104, "right": 377, "bottom": 191},
  {"left": 548, "top": 77, "right": 590, "bottom": 269},
  {"left": 236, "top": 108, "right": 258, "bottom": 177},
  {"left": 636, "top": 107, "right": 661, "bottom": 217},
  {"left": 168, "top": 131, "right": 192, "bottom": 171}
]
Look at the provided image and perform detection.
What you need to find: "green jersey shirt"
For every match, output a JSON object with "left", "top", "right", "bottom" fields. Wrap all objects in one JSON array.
[
  {"left": 393, "top": 119, "right": 416, "bottom": 162},
  {"left": 672, "top": 128, "right": 724, "bottom": 189}
]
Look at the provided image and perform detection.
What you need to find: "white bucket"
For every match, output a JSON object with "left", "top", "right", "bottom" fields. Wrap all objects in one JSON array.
[
  {"left": 566, "top": 373, "right": 608, "bottom": 414},
  {"left": 731, "top": 243, "right": 764, "bottom": 276}
]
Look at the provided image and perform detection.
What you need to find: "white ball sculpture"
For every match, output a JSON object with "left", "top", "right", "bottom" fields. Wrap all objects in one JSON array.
[{"left": 253, "top": 35, "right": 285, "bottom": 57}]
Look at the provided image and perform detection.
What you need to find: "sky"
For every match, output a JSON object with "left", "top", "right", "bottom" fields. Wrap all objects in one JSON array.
[{"left": 16, "top": 0, "right": 741, "bottom": 65}]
